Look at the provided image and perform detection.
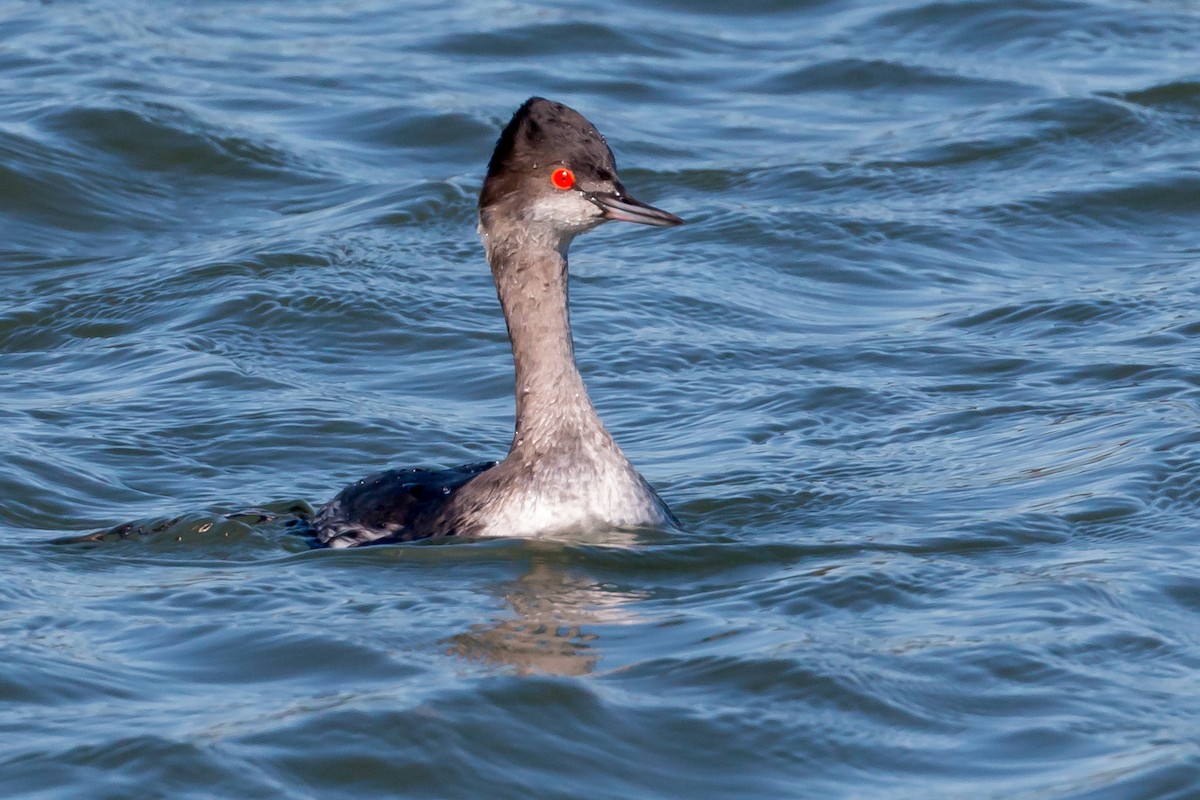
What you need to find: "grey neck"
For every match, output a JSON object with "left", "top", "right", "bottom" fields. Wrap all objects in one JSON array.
[{"left": 481, "top": 218, "right": 614, "bottom": 457}]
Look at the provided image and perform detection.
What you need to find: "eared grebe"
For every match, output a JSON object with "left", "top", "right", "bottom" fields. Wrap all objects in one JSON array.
[{"left": 312, "top": 97, "right": 683, "bottom": 547}]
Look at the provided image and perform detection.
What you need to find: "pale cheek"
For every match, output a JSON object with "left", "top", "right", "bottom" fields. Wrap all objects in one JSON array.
[{"left": 527, "top": 194, "right": 603, "bottom": 230}]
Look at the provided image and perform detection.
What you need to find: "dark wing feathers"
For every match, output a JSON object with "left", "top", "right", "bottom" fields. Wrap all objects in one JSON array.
[{"left": 312, "top": 462, "right": 494, "bottom": 547}]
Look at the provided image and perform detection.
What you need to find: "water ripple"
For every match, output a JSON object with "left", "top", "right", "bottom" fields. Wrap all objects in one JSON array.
[{"left": 3, "top": 0, "right": 1200, "bottom": 797}]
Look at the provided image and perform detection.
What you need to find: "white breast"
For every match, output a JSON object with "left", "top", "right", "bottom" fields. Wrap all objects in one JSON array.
[{"left": 472, "top": 456, "right": 668, "bottom": 539}]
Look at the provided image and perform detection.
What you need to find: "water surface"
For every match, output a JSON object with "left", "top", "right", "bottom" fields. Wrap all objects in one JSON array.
[{"left": 3, "top": 1, "right": 1200, "bottom": 797}]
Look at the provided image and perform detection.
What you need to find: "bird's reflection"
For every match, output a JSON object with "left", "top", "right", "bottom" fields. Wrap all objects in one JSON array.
[{"left": 446, "top": 557, "right": 646, "bottom": 676}]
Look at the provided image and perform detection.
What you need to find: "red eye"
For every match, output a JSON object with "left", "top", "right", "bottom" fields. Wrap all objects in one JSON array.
[{"left": 551, "top": 168, "right": 575, "bottom": 190}]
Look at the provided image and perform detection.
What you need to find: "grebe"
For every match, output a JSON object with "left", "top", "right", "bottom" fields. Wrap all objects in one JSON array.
[{"left": 313, "top": 97, "right": 683, "bottom": 547}]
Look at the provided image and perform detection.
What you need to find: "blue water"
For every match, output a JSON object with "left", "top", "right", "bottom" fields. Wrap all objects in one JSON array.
[{"left": 3, "top": 1, "right": 1200, "bottom": 797}]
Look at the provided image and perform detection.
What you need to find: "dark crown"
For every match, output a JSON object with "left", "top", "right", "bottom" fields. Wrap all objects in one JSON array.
[{"left": 481, "top": 97, "right": 618, "bottom": 209}]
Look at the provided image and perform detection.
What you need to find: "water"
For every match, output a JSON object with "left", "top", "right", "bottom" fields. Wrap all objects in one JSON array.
[{"left": 3, "top": 0, "right": 1199, "bottom": 796}]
